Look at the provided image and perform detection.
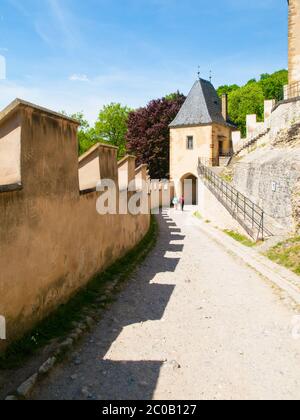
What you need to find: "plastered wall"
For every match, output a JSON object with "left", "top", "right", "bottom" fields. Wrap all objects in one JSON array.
[{"left": 0, "top": 100, "right": 150, "bottom": 350}]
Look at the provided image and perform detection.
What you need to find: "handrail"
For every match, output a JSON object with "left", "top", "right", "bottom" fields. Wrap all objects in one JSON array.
[
  {"left": 235, "top": 127, "right": 270, "bottom": 156},
  {"left": 284, "top": 81, "right": 300, "bottom": 100},
  {"left": 198, "top": 159, "right": 271, "bottom": 241}
]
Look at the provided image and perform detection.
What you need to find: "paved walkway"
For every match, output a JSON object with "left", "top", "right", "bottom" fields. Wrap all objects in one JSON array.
[{"left": 32, "top": 210, "right": 300, "bottom": 400}]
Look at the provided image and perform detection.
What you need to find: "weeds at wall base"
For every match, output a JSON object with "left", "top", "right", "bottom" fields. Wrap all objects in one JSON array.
[
  {"left": 0, "top": 216, "right": 158, "bottom": 370},
  {"left": 265, "top": 236, "right": 300, "bottom": 276},
  {"left": 223, "top": 230, "right": 256, "bottom": 247}
]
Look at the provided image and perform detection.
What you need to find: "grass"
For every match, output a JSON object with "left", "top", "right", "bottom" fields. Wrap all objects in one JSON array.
[
  {"left": 265, "top": 236, "right": 300, "bottom": 276},
  {"left": 193, "top": 211, "right": 202, "bottom": 220},
  {"left": 220, "top": 172, "right": 233, "bottom": 184},
  {"left": 0, "top": 216, "right": 158, "bottom": 369},
  {"left": 224, "top": 230, "right": 256, "bottom": 247}
]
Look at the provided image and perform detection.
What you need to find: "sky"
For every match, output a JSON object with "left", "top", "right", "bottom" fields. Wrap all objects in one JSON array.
[{"left": 0, "top": 0, "right": 288, "bottom": 124}]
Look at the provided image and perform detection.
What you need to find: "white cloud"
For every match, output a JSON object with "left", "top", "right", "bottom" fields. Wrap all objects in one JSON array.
[
  {"left": 69, "top": 74, "right": 90, "bottom": 82},
  {"left": 0, "top": 55, "right": 6, "bottom": 80}
]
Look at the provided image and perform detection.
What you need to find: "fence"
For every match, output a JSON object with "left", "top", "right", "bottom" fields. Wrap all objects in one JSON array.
[
  {"left": 198, "top": 160, "right": 270, "bottom": 241},
  {"left": 284, "top": 82, "right": 300, "bottom": 100},
  {"left": 234, "top": 126, "right": 270, "bottom": 156}
]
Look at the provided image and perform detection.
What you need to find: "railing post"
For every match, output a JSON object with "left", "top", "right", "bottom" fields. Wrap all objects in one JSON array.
[{"left": 198, "top": 158, "right": 268, "bottom": 242}]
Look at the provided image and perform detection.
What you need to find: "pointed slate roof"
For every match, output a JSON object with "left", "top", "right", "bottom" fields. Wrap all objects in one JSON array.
[{"left": 170, "top": 78, "right": 233, "bottom": 128}]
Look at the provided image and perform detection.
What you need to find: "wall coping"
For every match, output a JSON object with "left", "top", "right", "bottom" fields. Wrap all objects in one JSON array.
[
  {"left": 117, "top": 155, "right": 136, "bottom": 167},
  {"left": 135, "top": 164, "right": 148, "bottom": 174},
  {"left": 0, "top": 183, "right": 23, "bottom": 193},
  {"left": 272, "top": 96, "right": 300, "bottom": 112},
  {"left": 0, "top": 99, "right": 81, "bottom": 126},
  {"left": 78, "top": 142, "right": 118, "bottom": 163}
]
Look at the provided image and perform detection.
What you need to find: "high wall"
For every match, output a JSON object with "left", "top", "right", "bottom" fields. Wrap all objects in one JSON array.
[
  {"left": 233, "top": 146, "right": 300, "bottom": 235},
  {"left": 289, "top": 0, "right": 300, "bottom": 84},
  {"left": 0, "top": 100, "right": 150, "bottom": 350}
]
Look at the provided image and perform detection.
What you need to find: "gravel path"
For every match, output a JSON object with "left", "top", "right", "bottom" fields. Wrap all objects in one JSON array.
[{"left": 31, "top": 209, "right": 300, "bottom": 400}]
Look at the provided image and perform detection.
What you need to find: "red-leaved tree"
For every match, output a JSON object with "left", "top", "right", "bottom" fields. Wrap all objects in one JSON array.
[{"left": 126, "top": 92, "right": 186, "bottom": 179}]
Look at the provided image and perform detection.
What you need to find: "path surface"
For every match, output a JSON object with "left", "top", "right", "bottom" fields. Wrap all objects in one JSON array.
[{"left": 32, "top": 210, "right": 300, "bottom": 400}]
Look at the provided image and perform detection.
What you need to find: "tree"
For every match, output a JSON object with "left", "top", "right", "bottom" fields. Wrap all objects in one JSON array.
[
  {"left": 126, "top": 92, "right": 186, "bottom": 179},
  {"left": 217, "top": 69, "right": 288, "bottom": 135},
  {"left": 94, "top": 103, "right": 131, "bottom": 159},
  {"left": 228, "top": 84, "right": 265, "bottom": 136},
  {"left": 217, "top": 84, "right": 239, "bottom": 97},
  {"left": 259, "top": 69, "right": 288, "bottom": 101},
  {"left": 61, "top": 111, "right": 100, "bottom": 155}
]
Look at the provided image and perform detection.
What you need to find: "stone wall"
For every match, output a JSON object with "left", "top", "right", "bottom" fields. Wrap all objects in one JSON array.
[
  {"left": 233, "top": 146, "right": 300, "bottom": 235},
  {"left": 0, "top": 100, "right": 150, "bottom": 350},
  {"left": 198, "top": 179, "right": 250, "bottom": 236},
  {"left": 269, "top": 98, "right": 300, "bottom": 141}
]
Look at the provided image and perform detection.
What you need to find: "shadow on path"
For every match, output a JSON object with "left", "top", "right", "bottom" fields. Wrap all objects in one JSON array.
[{"left": 33, "top": 210, "right": 186, "bottom": 400}]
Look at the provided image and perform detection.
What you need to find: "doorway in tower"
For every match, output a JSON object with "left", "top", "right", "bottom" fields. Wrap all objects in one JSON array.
[{"left": 181, "top": 173, "right": 198, "bottom": 205}]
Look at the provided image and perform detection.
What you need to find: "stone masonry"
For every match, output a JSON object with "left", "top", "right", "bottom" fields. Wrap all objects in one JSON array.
[{"left": 289, "top": 0, "right": 300, "bottom": 84}]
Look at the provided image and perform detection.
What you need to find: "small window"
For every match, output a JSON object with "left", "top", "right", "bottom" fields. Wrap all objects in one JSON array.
[{"left": 187, "top": 136, "right": 194, "bottom": 150}]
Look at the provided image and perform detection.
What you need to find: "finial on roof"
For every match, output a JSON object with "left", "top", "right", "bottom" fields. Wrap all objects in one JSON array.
[
  {"left": 197, "top": 65, "right": 201, "bottom": 80},
  {"left": 209, "top": 70, "right": 212, "bottom": 83}
]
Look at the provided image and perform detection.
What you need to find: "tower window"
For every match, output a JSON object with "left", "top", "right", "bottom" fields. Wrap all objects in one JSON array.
[{"left": 187, "top": 136, "right": 194, "bottom": 150}]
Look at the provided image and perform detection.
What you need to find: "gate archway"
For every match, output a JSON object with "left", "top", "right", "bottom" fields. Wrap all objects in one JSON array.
[{"left": 180, "top": 173, "right": 198, "bottom": 205}]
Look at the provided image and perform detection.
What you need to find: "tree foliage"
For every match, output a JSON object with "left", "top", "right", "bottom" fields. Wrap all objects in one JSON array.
[
  {"left": 126, "top": 92, "right": 186, "bottom": 179},
  {"left": 228, "top": 84, "right": 265, "bottom": 136},
  {"left": 61, "top": 111, "right": 100, "bottom": 155},
  {"left": 62, "top": 104, "right": 131, "bottom": 157},
  {"left": 259, "top": 70, "right": 288, "bottom": 101},
  {"left": 94, "top": 103, "right": 131, "bottom": 159},
  {"left": 217, "top": 70, "right": 288, "bottom": 136},
  {"left": 217, "top": 84, "right": 239, "bottom": 97}
]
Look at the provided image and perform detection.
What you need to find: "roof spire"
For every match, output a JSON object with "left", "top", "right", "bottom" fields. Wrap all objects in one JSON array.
[
  {"left": 197, "top": 65, "right": 201, "bottom": 81},
  {"left": 209, "top": 70, "right": 212, "bottom": 83}
]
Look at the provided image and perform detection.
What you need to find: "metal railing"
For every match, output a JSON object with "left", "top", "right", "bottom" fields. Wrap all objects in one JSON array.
[
  {"left": 284, "top": 81, "right": 300, "bottom": 100},
  {"left": 234, "top": 127, "right": 270, "bottom": 156},
  {"left": 198, "top": 160, "right": 271, "bottom": 241}
]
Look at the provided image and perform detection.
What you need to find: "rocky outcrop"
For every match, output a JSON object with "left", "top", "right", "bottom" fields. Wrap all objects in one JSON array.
[{"left": 272, "top": 122, "right": 300, "bottom": 147}]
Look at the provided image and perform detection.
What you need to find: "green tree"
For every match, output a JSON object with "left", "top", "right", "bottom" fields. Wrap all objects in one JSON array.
[
  {"left": 259, "top": 69, "right": 288, "bottom": 101},
  {"left": 228, "top": 83, "right": 265, "bottom": 136},
  {"left": 217, "top": 84, "right": 239, "bottom": 97},
  {"left": 246, "top": 78, "right": 257, "bottom": 85},
  {"left": 217, "top": 69, "right": 288, "bottom": 135},
  {"left": 165, "top": 91, "right": 184, "bottom": 101},
  {"left": 94, "top": 103, "right": 131, "bottom": 159},
  {"left": 61, "top": 111, "right": 101, "bottom": 155}
]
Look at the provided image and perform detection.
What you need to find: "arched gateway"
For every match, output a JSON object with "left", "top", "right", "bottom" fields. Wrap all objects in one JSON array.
[{"left": 180, "top": 173, "right": 198, "bottom": 205}]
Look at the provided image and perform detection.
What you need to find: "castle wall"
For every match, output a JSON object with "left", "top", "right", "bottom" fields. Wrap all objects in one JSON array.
[
  {"left": 0, "top": 101, "right": 150, "bottom": 350},
  {"left": 233, "top": 147, "right": 300, "bottom": 235}
]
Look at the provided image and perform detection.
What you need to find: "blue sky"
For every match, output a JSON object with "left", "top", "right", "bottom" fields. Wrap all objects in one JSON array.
[{"left": 0, "top": 0, "right": 288, "bottom": 123}]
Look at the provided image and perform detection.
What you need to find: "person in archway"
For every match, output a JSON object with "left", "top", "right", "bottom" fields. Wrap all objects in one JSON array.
[
  {"left": 180, "top": 195, "right": 185, "bottom": 212},
  {"left": 172, "top": 196, "right": 179, "bottom": 210}
]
